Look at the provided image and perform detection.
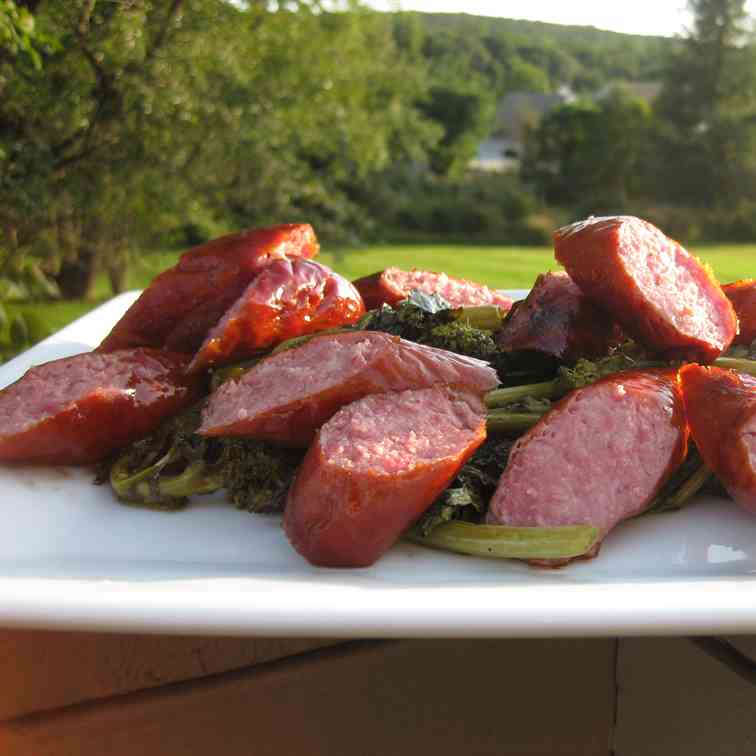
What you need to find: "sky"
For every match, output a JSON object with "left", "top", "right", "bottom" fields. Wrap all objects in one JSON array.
[{"left": 365, "top": 1, "right": 756, "bottom": 37}]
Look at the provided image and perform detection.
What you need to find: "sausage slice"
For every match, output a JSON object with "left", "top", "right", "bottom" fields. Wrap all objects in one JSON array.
[
  {"left": 187, "top": 259, "right": 365, "bottom": 373},
  {"left": 679, "top": 364, "right": 756, "bottom": 513},
  {"left": 497, "top": 271, "right": 622, "bottom": 362},
  {"left": 284, "top": 387, "right": 487, "bottom": 567},
  {"left": 353, "top": 267, "right": 513, "bottom": 311},
  {"left": 99, "top": 224, "right": 319, "bottom": 353},
  {"left": 199, "top": 331, "right": 498, "bottom": 445},
  {"left": 486, "top": 369, "right": 688, "bottom": 563},
  {"left": 554, "top": 216, "right": 737, "bottom": 362},
  {"left": 0, "top": 349, "right": 201, "bottom": 465},
  {"left": 722, "top": 279, "right": 756, "bottom": 346}
]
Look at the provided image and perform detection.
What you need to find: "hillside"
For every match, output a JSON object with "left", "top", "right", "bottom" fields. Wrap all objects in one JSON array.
[{"left": 407, "top": 12, "right": 672, "bottom": 93}]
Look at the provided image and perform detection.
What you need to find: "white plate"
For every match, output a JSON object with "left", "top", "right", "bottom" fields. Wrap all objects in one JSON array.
[{"left": 0, "top": 291, "right": 754, "bottom": 638}]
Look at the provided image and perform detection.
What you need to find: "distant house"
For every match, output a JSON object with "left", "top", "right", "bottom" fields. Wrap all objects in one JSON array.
[
  {"left": 471, "top": 87, "right": 576, "bottom": 173},
  {"left": 593, "top": 81, "right": 662, "bottom": 104}
]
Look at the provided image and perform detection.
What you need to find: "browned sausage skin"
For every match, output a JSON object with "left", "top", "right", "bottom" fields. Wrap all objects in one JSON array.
[
  {"left": 679, "top": 364, "right": 756, "bottom": 514},
  {"left": 497, "top": 271, "right": 623, "bottom": 362},
  {"left": 554, "top": 216, "right": 737, "bottom": 362},
  {"left": 99, "top": 224, "right": 319, "bottom": 354},
  {"left": 486, "top": 369, "right": 688, "bottom": 564},
  {"left": 284, "top": 387, "right": 487, "bottom": 567},
  {"left": 187, "top": 259, "right": 365, "bottom": 373},
  {"left": 199, "top": 330, "right": 499, "bottom": 446},
  {"left": 353, "top": 267, "right": 513, "bottom": 311},
  {"left": 0, "top": 349, "right": 201, "bottom": 465},
  {"left": 722, "top": 279, "right": 756, "bottom": 346}
]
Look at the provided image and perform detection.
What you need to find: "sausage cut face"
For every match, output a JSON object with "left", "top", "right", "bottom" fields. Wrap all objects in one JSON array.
[
  {"left": 0, "top": 349, "right": 200, "bottom": 465},
  {"left": 284, "top": 386, "right": 487, "bottom": 567},
  {"left": 199, "top": 331, "right": 498, "bottom": 445},
  {"left": 555, "top": 216, "right": 736, "bottom": 362},
  {"left": 353, "top": 267, "right": 513, "bottom": 311},
  {"left": 486, "top": 369, "right": 688, "bottom": 563}
]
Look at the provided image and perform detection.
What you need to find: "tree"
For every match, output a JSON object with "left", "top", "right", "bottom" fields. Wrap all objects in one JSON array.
[
  {"left": 523, "top": 90, "right": 652, "bottom": 210},
  {"left": 654, "top": 0, "right": 756, "bottom": 206},
  {"left": 0, "top": 2, "right": 439, "bottom": 297}
]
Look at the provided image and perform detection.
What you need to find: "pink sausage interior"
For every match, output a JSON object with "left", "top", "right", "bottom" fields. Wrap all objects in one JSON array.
[
  {"left": 487, "top": 372, "right": 685, "bottom": 540},
  {"left": 618, "top": 221, "right": 727, "bottom": 350},
  {"left": 320, "top": 387, "right": 484, "bottom": 475}
]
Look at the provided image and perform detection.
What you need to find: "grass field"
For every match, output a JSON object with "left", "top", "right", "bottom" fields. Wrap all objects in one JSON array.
[{"left": 6, "top": 242, "right": 755, "bottom": 341}]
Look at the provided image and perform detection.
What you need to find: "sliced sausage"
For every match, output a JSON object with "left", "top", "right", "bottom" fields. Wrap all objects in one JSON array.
[
  {"left": 353, "top": 267, "right": 513, "bottom": 311},
  {"left": 284, "top": 386, "right": 487, "bottom": 567},
  {"left": 0, "top": 349, "right": 201, "bottom": 465},
  {"left": 187, "top": 259, "right": 365, "bottom": 373},
  {"left": 554, "top": 216, "right": 737, "bottom": 362},
  {"left": 679, "top": 364, "right": 756, "bottom": 514},
  {"left": 486, "top": 369, "right": 688, "bottom": 563},
  {"left": 497, "top": 271, "right": 623, "bottom": 362},
  {"left": 199, "top": 330, "right": 498, "bottom": 445},
  {"left": 722, "top": 279, "right": 756, "bottom": 346},
  {"left": 99, "top": 224, "right": 319, "bottom": 354}
]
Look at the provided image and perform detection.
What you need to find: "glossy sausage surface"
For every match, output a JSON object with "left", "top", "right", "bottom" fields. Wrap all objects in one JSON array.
[
  {"left": 284, "top": 387, "right": 487, "bottom": 567},
  {"left": 188, "top": 259, "right": 364, "bottom": 373},
  {"left": 679, "top": 364, "right": 756, "bottom": 513},
  {"left": 353, "top": 267, "right": 513, "bottom": 311},
  {"left": 486, "top": 369, "right": 688, "bottom": 565},
  {"left": 199, "top": 330, "right": 499, "bottom": 446},
  {"left": 99, "top": 224, "right": 319, "bottom": 354},
  {"left": 0, "top": 349, "right": 201, "bottom": 464},
  {"left": 723, "top": 279, "right": 756, "bottom": 346},
  {"left": 554, "top": 216, "right": 736, "bottom": 362},
  {"left": 497, "top": 271, "right": 622, "bottom": 362}
]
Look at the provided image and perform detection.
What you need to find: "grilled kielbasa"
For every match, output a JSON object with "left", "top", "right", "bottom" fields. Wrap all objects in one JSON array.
[
  {"left": 187, "top": 259, "right": 365, "bottom": 373},
  {"left": 0, "top": 349, "right": 201, "bottom": 465},
  {"left": 353, "top": 267, "right": 513, "bottom": 311},
  {"left": 199, "top": 331, "right": 498, "bottom": 446},
  {"left": 722, "top": 279, "right": 756, "bottom": 346},
  {"left": 554, "top": 216, "right": 737, "bottom": 362},
  {"left": 284, "top": 386, "right": 487, "bottom": 567},
  {"left": 679, "top": 364, "right": 756, "bottom": 514},
  {"left": 486, "top": 369, "right": 688, "bottom": 563},
  {"left": 99, "top": 224, "right": 319, "bottom": 354},
  {"left": 497, "top": 271, "right": 622, "bottom": 362}
]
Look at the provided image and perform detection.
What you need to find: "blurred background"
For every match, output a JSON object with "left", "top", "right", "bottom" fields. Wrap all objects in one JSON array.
[{"left": 0, "top": 0, "right": 754, "bottom": 360}]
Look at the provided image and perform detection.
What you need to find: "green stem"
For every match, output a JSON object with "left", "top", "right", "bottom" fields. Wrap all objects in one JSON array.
[
  {"left": 652, "top": 463, "right": 713, "bottom": 514},
  {"left": 406, "top": 521, "right": 599, "bottom": 560},
  {"left": 713, "top": 357, "right": 756, "bottom": 378},
  {"left": 110, "top": 452, "right": 222, "bottom": 510},
  {"left": 485, "top": 380, "right": 558, "bottom": 408},
  {"left": 452, "top": 305, "right": 503, "bottom": 331},
  {"left": 486, "top": 410, "right": 543, "bottom": 433}
]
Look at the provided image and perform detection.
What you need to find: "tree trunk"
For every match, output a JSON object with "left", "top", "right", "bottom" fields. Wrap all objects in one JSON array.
[
  {"left": 54, "top": 249, "right": 98, "bottom": 300},
  {"left": 107, "top": 259, "right": 129, "bottom": 294}
]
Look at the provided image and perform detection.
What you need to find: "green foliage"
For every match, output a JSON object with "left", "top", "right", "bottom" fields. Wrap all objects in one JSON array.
[
  {"left": 0, "top": 305, "right": 51, "bottom": 362},
  {"left": 654, "top": 0, "right": 756, "bottom": 207},
  {"left": 411, "top": 12, "right": 669, "bottom": 94},
  {"left": 523, "top": 90, "right": 653, "bottom": 210},
  {"left": 372, "top": 169, "right": 544, "bottom": 243}
]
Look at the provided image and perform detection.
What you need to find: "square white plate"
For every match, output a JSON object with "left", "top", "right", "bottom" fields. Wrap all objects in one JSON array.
[{"left": 0, "top": 291, "right": 754, "bottom": 638}]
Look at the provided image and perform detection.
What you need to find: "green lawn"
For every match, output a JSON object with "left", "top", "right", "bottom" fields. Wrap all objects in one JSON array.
[{"left": 6, "top": 243, "right": 755, "bottom": 343}]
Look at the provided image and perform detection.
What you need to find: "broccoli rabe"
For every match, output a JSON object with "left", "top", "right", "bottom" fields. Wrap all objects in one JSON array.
[
  {"left": 108, "top": 403, "right": 302, "bottom": 513},
  {"left": 357, "top": 290, "right": 501, "bottom": 360},
  {"left": 414, "top": 437, "right": 515, "bottom": 536}
]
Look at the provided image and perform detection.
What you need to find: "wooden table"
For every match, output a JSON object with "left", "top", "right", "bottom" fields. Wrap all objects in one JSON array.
[{"left": 0, "top": 630, "right": 753, "bottom": 754}]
